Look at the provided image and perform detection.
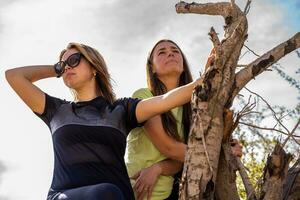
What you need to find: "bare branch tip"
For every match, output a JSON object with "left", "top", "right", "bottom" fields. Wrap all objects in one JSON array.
[
  {"left": 175, "top": 1, "right": 188, "bottom": 13},
  {"left": 244, "top": 0, "right": 252, "bottom": 15},
  {"left": 208, "top": 27, "right": 217, "bottom": 39},
  {"left": 210, "top": 26, "right": 216, "bottom": 33}
]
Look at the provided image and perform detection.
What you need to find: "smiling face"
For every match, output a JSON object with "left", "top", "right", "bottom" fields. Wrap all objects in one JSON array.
[
  {"left": 61, "top": 48, "right": 96, "bottom": 90},
  {"left": 151, "top": 41, "right": 184, "bottom": 79}
]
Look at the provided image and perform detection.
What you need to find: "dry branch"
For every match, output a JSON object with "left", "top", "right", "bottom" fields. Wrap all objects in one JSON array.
[
  {"left": 282, "top": 118, "right": 300, "bottom": 147},
  {"left": 236, "top": 158, "right": 257, "bottom": 200},
  {"left": 243, "top": 88, "right": 300, "bottom": 146},
  {"left": 232, "top": 32, "right": 300, "bottom": 101}
]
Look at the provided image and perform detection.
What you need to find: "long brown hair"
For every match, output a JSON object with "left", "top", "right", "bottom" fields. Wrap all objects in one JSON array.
[
  {"left": 59, "top": 42, "right": 116, "bottom": 104},
  {"left": 146, "top": 39, "right": 192, "bottom": 143}
]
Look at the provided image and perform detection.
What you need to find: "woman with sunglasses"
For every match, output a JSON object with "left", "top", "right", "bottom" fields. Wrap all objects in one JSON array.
[
  {"left": 5, "top": 42, "right": 204, "bottom": 200},
  {"left": 125, "top": 40, "right": 243, "bottom": 200}
]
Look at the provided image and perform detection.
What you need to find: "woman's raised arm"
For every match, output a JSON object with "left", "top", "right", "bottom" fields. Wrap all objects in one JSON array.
[
  {"left": 135, "top": 78, "right": 202, "bottom": 123},
  {"left": 5, "top": 65, "right": 56, "bottom": 114}
]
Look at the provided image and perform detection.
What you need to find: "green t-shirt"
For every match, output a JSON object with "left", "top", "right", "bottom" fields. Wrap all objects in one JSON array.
[{"left": 125, "top": 88, "right": 184, "bottom": 200}]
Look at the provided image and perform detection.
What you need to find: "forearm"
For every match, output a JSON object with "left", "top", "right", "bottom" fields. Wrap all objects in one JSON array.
[
  {"left": 5, "top": 65, "right": 56, "bottom": 83},
  {"left": 160, "top": 78, "right": 201, "bottom": 113},
  {"left": 163, "top": 142, "right": 186, "bottom": 162},
  {"left": 154, "top": 159, "right": 183, "bottom": 176},
  {"left": 147, "top": 130, "right": 187, "bottom": 162},
  {"left": 136, "top": 77, "right": 202, "bottom": 123}
]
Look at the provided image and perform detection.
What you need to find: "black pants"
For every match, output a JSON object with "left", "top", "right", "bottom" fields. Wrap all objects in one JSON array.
[{"left": 53, "top": 183, "right": 125, "bottom": 200}]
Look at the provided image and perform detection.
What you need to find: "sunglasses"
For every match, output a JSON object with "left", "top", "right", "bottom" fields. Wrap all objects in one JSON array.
[{"left": 54, "top": 52, "right": 83, "bottom": 77}]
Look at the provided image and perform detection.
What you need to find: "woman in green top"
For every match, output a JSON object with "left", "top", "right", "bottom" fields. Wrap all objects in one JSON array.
[
  {"left": 126, "top": 39, "right": 193, "bottom": 200},
  {"left": 125, "top": 40, "right": 242, "bottom": 200}
]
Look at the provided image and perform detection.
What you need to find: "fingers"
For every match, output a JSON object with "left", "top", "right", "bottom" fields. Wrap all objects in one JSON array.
[
  {"left": 131, "top": 171, "right": 141, "bottom": 180},
  {"left": 209, "top": 47, "right": 216, "bottom": 56},
  {"left": 134, "top": 177, "right": 148, "bottom": 200},
  {"left": 132, "top": 167, "right": 158, "bottom": 200},
  {"left": 134, "top": 179, "right": 153, "bottom": 200},
  {"left": 134, "top": 177, "right": 143, "bottom": 194},
  {"left": 136, "top": 186, "right": 148, "bottom": 200},
  {"left": 136, "top": 183, "right": 154, "bottom": 200},
  {"left": 205, "top": 48, "right": 216, "bottom": 71},
  {"left": 208, "top": 56, "right": 215, "bottom": 66},
  {"left": 147, "top": 186, "right": 154, "bottom": 200},
  {"left": 209, "top": 48, "right": 216, "bottom": 60}
]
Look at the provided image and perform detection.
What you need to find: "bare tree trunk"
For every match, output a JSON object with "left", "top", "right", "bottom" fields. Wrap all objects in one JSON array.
[
  {"left": 215, "top": 144, "right": 240, "bottom": 200},
  {"left": 176, "top": 1, "right": 248, "bottom": 199},
  {"left": 283, "top": 158, "right": 300, "bottom": 200},
  {"left": 175, "top": 1, "right": 300, "bottom": 199},
  {"left": 258, "top": 144, "right": 292, "bottom": 200}
]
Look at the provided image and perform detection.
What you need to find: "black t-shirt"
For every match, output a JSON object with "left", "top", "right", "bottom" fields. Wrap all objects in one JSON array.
[{"left": 35, "top": 93, "right": 141, "bottom": 200}]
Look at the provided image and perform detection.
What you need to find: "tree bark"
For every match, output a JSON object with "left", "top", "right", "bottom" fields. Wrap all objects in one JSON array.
[
  {"left": 283, "top": 158, "right": 300, "bottom": 200},
  {"left": 259, "top": 144, "right": 292, "bottom": 200},
  {"left": 176, "top": 1, "right": 248, "bottom": 199},
  {"left": 175, "top": 1, "right": 300, "bottom": 199},
  {"left": 215, "top": 144, "right": 240, "bottom": 200}
]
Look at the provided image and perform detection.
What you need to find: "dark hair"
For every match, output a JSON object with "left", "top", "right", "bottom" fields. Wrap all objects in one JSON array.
[
  {"left": 59, "top": 42, "right": 116, "bottom": 104},
  {"left": 146, "top": 39, "right": 192, "bottom": 143}
]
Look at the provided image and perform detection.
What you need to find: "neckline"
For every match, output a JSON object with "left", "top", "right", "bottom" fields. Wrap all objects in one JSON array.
[
  {"left": 72, "top": 96, "right": 108, "bottom": 109},
  {"left": 75, "top": 96, "right": 103, "bottom": 104}
]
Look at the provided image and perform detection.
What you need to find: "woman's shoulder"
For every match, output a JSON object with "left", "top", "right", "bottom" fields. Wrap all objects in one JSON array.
[
  {"left": 132, "top": 88, "right": 153, "bottom": 99},
  {"left": 43, "top": 93, "right": 70, "bottom": 109},
  {"left": 111, "top": 88, "right": 152, "bottom": 109}
]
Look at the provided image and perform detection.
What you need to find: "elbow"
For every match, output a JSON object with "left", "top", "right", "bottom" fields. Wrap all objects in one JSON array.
[
  {"left": 5, "top": 68, "right": 25, "bottom": 84},
  {"left": 5, "top": 68, "right": 24, "bottom": 86},
  {"left": 161, "top": 147, "right": 183, "bottom": 162},
  {"left": 5, "top": 69, "right": 15, "bottom": 83}
]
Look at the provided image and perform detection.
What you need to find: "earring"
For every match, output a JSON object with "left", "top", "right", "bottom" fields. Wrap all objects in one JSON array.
[{"left": 93, "top": 72, "right": 97, "bottom": 77}]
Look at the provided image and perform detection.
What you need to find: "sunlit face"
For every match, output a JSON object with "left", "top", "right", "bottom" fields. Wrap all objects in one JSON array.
[
  {"left": 151, "top": 41, "right": 184, "bottom": 78},
  {"left": 61, "top": 48, "right": 96, "bottom": 89}
]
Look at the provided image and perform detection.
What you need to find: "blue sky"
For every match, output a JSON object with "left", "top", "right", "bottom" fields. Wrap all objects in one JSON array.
[
  {"left": 272, "top": 0, "right": 300, "bottom": 31},
  {"left": 0, "top": 0, "right": 299, "bottom": 199}
]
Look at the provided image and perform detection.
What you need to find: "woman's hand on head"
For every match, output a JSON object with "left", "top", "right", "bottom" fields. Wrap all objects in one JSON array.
[{"left": 131, "top": 164, "right": 161, "bottom": 200}]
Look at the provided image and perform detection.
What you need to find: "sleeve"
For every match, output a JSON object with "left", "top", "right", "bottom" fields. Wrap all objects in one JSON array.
[
  {"left": 116, "top": 97, "right": 142, "bottom": 132},
  {"left": 34, "top": 93, "right": 65, "bottom": 128},
  {"left": 132, "top": 88, "right": 153, "bottom": 99},
  {"left": 131, "top": 88, "right": 153, "bottom": 127},
  {"left": 115, "top": 88, "right": 152, "bottom": 132}
]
